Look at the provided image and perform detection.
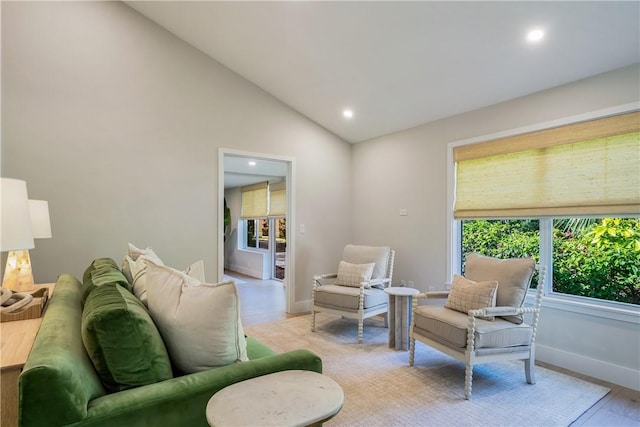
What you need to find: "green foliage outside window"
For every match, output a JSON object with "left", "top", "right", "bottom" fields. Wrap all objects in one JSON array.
[{"left": 462, "top": 218, "right": 640, "bottom": 305}]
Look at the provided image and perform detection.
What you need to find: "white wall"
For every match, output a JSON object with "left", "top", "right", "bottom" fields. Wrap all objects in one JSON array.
[
  {"left": 351, "top": 64, "right": 640, "bottom": 389},
  {"left": 1, "top": 1, "right": 352, "bottom": 306}
]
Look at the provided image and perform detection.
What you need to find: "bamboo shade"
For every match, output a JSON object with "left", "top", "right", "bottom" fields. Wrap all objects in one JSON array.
[
  {"left": 240, "top": 182, "right": 269, "bottom": 219},
  {"left": 269, "top": 181, "right": 286, "bottom": 217},
  {"left": 454, "top": 111, "right": 640, "bottom": 218}
]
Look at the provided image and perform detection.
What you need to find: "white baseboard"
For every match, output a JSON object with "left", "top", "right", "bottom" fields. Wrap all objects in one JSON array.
[
  {"left": 227, "top": 264, "right": 268, "bottom": 280},
  {"left": 537, "top": 343, "right": 640, "bottom": 391},
  {"left": 291, "top": 299, "right": 311, "bottom": 314}
]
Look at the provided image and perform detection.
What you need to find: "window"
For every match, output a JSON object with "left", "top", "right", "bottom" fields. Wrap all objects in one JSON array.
[
  {"left": 461, "top": 218, "right": 639, "bottom": 304},
  {"left": 240, "top": 181, "right": 285, "bottom": 251},
  {"left": 552, "top": 217, "right": 639, "bottom": 304},
  {"left": 451, "top": 108, "right": 640, "bottom": 307},
  {"left": 243, "top": 218, "right": 269, "bottom": 250}
]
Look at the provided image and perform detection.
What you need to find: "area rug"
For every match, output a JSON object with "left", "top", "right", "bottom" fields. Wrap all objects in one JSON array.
[{"left": 244, "top": 315, "right": 610, "bottom": 427}]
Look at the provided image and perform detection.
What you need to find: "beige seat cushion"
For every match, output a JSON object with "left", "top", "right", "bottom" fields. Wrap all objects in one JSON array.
[
  {"left": 465, "top": 253, "right": 536, "bottom": 324},
  {"left": 342, "top": 245, "right": 391, "bottom": 280},
  {"left": 314, "top": 284, "right": 388, "bottom": 311},
  {"left": 413, "top": 305, "right": 533, "bottom": 350}
]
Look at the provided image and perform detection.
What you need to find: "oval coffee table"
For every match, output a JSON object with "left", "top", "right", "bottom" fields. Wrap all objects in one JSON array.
[{"left": 206, "top": 370, "right": 344, "bottom": 427}]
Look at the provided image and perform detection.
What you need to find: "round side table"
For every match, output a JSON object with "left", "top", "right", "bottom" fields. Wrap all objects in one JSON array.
[
  {"left": 206, "top": 369, "right": 344, "bottom": 427},
  {"left": 384, "top": 287, "right": 419, "bottom": 350}
]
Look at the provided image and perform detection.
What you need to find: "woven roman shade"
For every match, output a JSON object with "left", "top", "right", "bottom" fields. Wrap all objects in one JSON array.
[
  {"left": 454, "top": 111, "right": 640, "bottom": 218},
  {"left": 268, "top": 181, "right": 286, "bottom": 217},
  {"left": 240, "top": 182, "right": 269, "bottom": 219}
]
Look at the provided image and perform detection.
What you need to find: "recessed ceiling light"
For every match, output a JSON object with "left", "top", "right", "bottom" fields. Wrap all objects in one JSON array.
[
  {"left": 526, "top": 28, "right": 545, "bottom": 43},
  {"left": 342, "top": 109, "right": 354, "bottom": 119},
  {"left": 248, "top": 161, "right": 257, "bottom": 166}
]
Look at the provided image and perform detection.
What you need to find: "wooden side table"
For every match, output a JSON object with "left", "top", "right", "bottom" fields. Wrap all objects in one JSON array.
[
  {"left": 206, "top": 370, "right": 344, "bottom": 427},
  {"left": 0, "top": 283, "right": 54, "bottom": 427},
  {"left": 384, "top": 287, "right": 419, "bottom": 351}
]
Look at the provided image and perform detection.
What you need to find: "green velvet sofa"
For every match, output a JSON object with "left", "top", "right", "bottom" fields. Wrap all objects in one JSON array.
[{"left": 19, "top": 273, "right": 322, "bottom": 427}]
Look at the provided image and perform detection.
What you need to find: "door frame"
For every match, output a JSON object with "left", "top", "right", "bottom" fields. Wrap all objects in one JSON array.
[{"left": 218, "top": 148, "right": 296, "bottom": 313}]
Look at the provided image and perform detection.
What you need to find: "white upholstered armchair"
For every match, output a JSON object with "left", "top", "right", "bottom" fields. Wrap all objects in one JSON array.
[
  {"left": 311, "top": 245, "right": 395, "bottom": 343},
  {"left": 409, "top": 253, "right": 546, "bottom": 399}
]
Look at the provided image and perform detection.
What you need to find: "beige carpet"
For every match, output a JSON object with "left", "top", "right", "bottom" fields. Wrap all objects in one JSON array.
[{"left": 244, "top": 315, "right": 610, "bottom": 427}]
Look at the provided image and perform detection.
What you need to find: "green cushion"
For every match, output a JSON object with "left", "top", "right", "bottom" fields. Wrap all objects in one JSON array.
[
  {"left": 82, "top": 283, "right": 173, "bottom": 392},
  {"left": 82, "top": 257, "right": 119, "bottom": 284},
  {"left": 81, "top": 258, "right": 132, "bottom": 304}
]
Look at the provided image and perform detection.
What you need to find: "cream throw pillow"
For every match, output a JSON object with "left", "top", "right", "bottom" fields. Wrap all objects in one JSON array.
[
  {"left": 130, "top": 257, "right": 204, "bottom": 307},
  {"left": 335, "top": 261, "right": 375, "bottom": 288},
  {"left": 445, "top": 274, "right": 499, "bottom": 320},
  {"left": 145, "top": 261, "right": 248, "bottom": 373},
  {"left": 121, "top": 243, "right": 163, "bottom": 283}
]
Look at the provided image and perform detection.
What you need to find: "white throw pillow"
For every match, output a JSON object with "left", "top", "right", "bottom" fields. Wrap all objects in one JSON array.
[
  {"left": 335, "top": 260, "right": 376, "bottom": 288},
  {"left": 121, "top": 243, "right": 163, "bottom": 283},
  {"left": 183, "top": 259, "right": 206, "bottom": 282},
  {"left": 145, "top": 262, "right": 248, "bottom": 373},
  {"left": 131, "top": 258, "right": 205, "bottom": 307}
]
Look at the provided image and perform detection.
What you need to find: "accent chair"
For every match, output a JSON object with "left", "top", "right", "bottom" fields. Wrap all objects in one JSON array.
[
  {"left": 409, "top": 253, "right": 546, "bottom": 399},
  {"left": 311, "top": 244, "right": 395, "bottom": 343}
]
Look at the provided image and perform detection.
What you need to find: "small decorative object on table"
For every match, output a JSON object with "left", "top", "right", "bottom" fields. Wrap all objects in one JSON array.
[{"left": 1, "top": 284, "right": 53, "bottom": 323}]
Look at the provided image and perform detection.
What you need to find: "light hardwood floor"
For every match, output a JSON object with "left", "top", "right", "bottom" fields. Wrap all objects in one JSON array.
[{"left": 227, "top": 271, "right": 639, "bottom": 427}]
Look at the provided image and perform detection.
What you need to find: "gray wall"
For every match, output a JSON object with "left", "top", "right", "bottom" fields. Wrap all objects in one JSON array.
[
  {"left": 351, "top": 64, "right": 640, "bottom": 389},
  {"left": 1, "top": 1, "right": 352, "bottom": 305}
]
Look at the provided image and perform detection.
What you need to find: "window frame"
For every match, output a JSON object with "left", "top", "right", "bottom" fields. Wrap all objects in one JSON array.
[
  {"left": 239, "top": 218, "right": 270, "bottom": 252},
  {"left": 447, "top": 103, "right": 640, "bottom": 325}
]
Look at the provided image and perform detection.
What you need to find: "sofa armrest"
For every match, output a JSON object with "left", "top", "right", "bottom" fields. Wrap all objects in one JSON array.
[{"left": 76, "top": 349, "right": 322, "bottom": 427}]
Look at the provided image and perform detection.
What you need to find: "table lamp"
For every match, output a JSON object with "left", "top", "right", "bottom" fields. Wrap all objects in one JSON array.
[
  {"left": 27, "top": 199, "right": 53, "bottom": 280},
  {"left": 1, "top": 178, "right": 35, "bottom": 292}
]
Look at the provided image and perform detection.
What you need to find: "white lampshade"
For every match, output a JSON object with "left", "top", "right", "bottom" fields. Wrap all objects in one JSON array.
[
  {"left": 1, "top": 178, "right": 35, "bottom": 251},
  {"left": 29, "top": 200, "right": 52, "bottom": 239}
]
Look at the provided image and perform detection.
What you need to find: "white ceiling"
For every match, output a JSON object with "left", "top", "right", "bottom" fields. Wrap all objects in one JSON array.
[
  {"left": 126, "top": 1, "right": 639, "bottom": 144},
  {"left": 223, "top": 155, "right": 287, "bottom": 189}
]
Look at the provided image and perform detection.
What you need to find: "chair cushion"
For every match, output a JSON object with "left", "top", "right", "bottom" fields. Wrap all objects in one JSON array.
[
  {"left": 335, "top": 261, "right": 375, "bottom": 288},
  {"left": 445, "top": 274, "right": 498, "bottom": 320},
  {"left": 314, "top": 284, "right": 388, "bottom": 311},
  {"left": 342, "top": 245, "right": 391, "bottom": 280},
  {"left": 465, "top": 253, "right": 536, "bottom": 324},
  {"left": 413, "top": 305, "right": 533, "bottom": 349}
]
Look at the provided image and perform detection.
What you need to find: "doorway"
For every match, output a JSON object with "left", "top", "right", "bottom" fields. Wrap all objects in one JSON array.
[{"left": 218, "top": 149, "right": 295, "bottom": 313}]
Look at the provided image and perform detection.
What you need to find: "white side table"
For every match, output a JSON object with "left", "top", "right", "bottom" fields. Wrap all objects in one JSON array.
[
  {"left": 206, "top": 370, "right": 344, "bottom": 427},
  {"left": 384, "top": 287, "right": 419, "bottom": 350}
]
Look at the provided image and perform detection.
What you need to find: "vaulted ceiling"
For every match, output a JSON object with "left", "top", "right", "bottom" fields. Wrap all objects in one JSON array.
[{"left": 126, "top": 1, "right": 639, "bottom": 144}]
